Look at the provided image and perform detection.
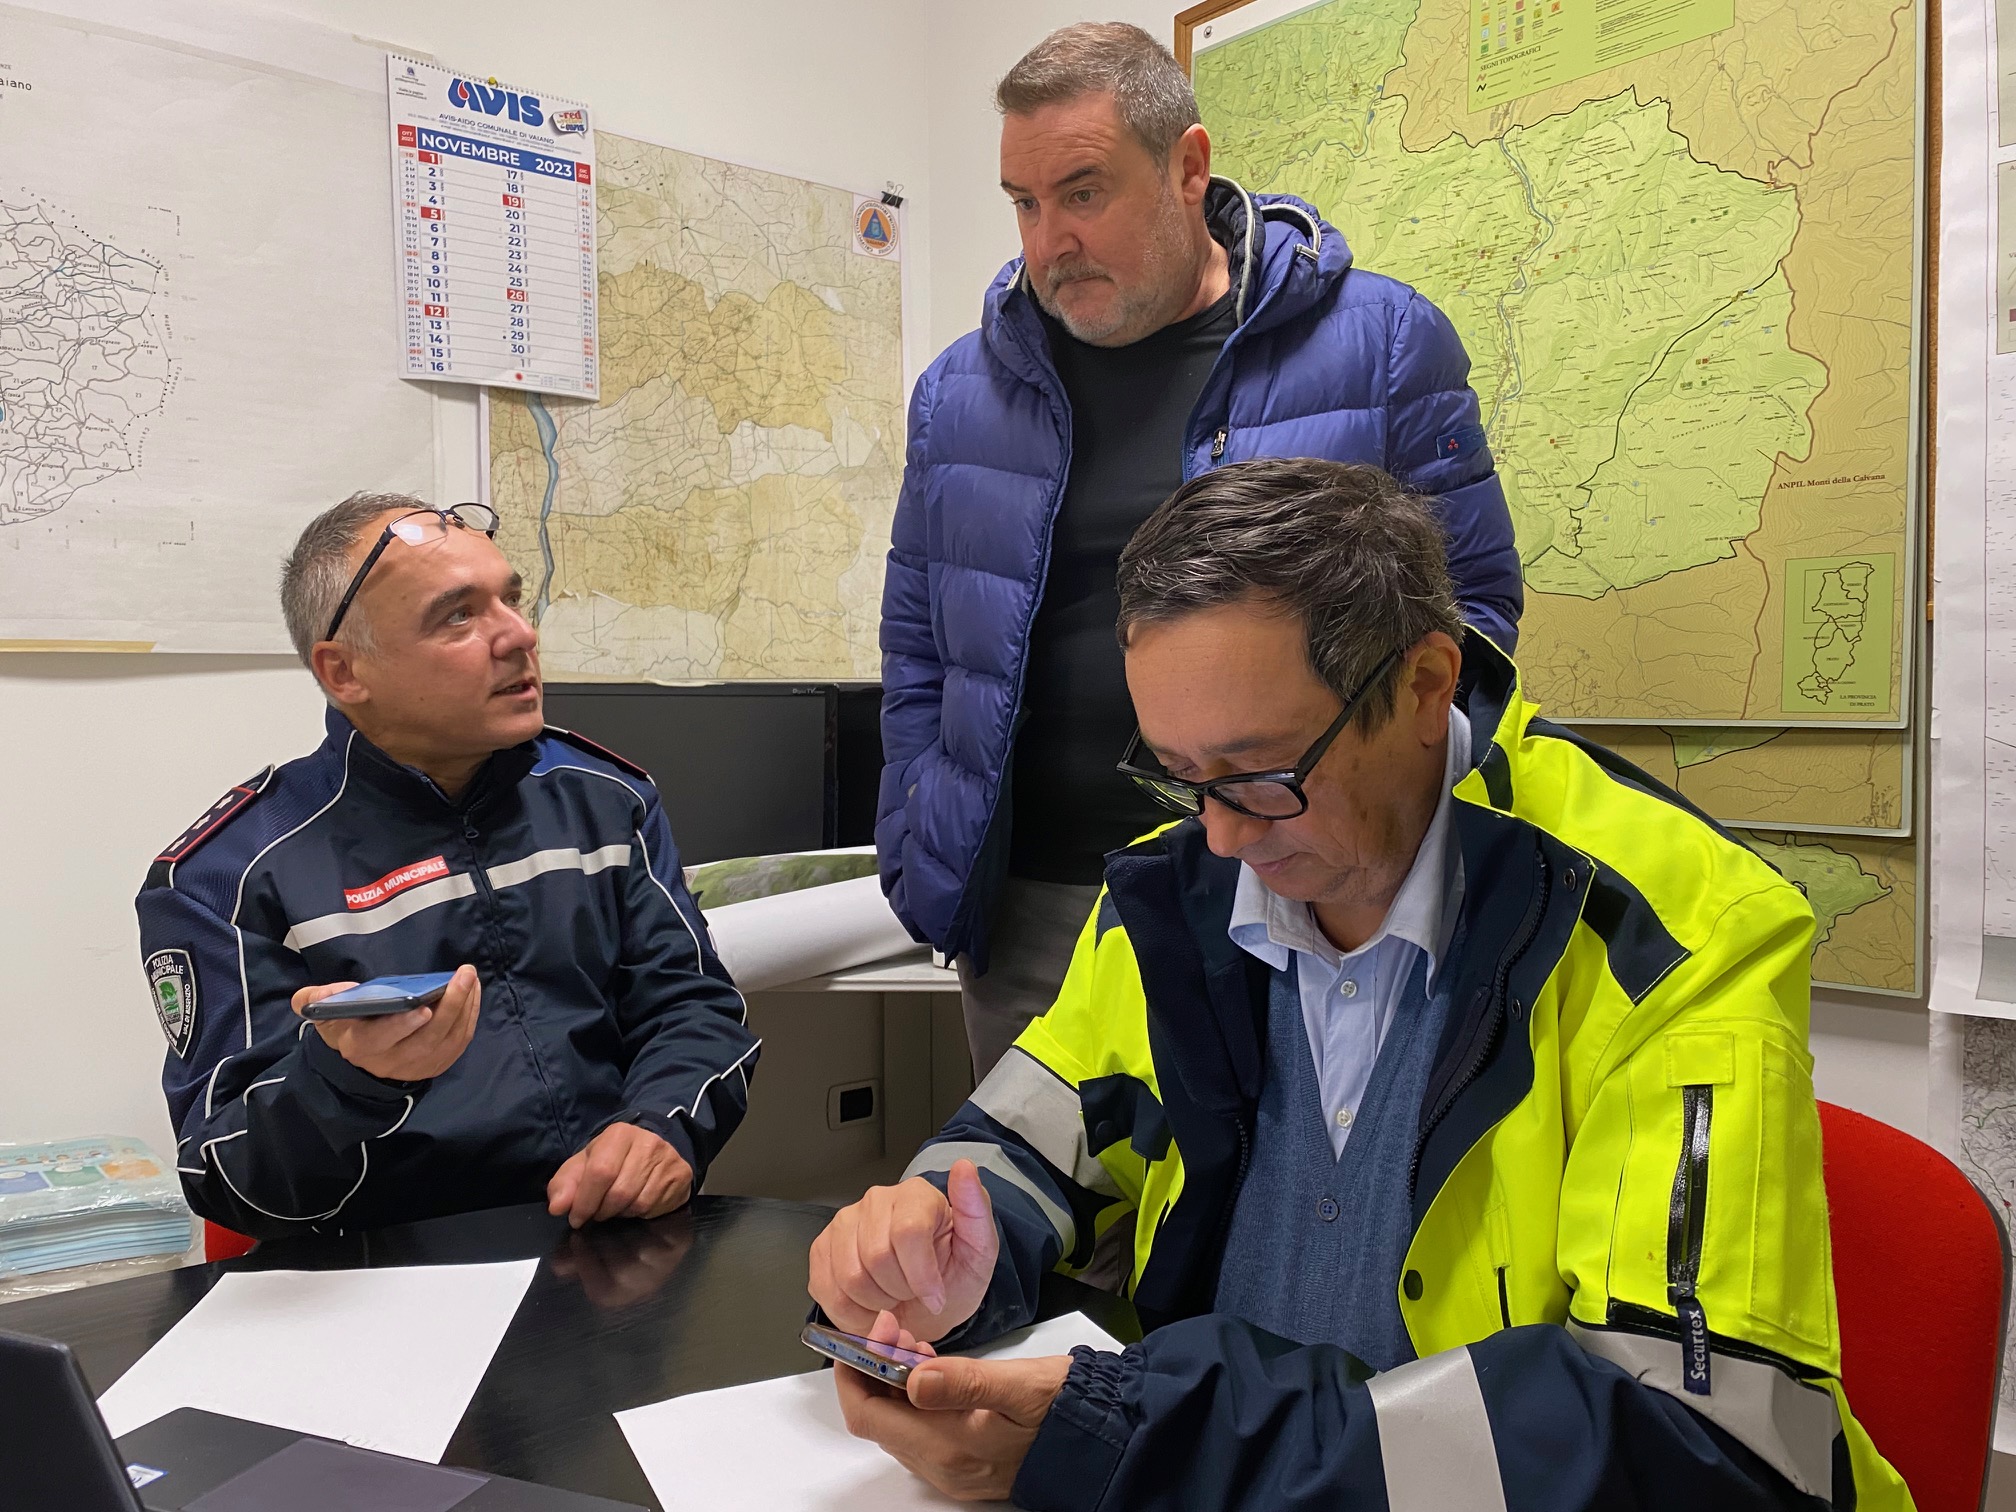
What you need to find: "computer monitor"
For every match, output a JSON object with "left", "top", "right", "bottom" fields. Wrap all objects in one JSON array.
[{"left": 541, "top": 684, "right": 839, "bottom": 864}]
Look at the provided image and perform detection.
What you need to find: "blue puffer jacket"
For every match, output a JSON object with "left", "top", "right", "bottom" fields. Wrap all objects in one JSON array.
[{"left": 877, "top": 179, "right": 1521, "bottom": 968}]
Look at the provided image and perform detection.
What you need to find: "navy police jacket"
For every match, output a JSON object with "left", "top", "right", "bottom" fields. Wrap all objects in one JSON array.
[{"left": 135, "top": 708, "right": 757, "bottom": 1239}]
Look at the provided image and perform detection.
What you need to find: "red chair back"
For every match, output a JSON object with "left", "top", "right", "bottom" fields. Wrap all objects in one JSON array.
[
  {"left": 202, "top": 1219, "right": 257, "bottom": 1263},
  {"left": 1820, "top": 1101, "right": 2008, "bottom": 1512}
]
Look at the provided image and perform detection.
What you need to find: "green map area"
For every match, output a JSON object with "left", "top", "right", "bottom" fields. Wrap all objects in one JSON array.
[
  {"left": 1736, "top": 830, "right": 1918, "bottom": 994},
  {"left": 1194, "top": 0, "right": 1917, "bottom": 723}
]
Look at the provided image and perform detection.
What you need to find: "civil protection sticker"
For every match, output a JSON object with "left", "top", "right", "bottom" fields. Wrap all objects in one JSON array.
[
  {"left": 852, "top": 196, "right": 899, "bottom": 259},
  {"left": 127, "top": 1465, "right": 167, "bottom": 1490},
  {"left": 145, "top": 949, "right": 198, "bottom": 1057}
]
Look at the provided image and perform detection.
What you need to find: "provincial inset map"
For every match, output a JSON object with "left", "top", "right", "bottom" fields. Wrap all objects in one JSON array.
[
  {"left": 0, "top": 198, "right": 173, "bottom": 525},
  {"left": 1193, "top": 0, "right": 1918, "bottom": 723},
  {"left": 488, "top": 133, "right": 904, "bottom": 681}
]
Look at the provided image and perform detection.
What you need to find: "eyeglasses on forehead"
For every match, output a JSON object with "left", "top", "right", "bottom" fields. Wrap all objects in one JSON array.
[{"left": 323, "top": 502, "right": 501, "bottom": 643}]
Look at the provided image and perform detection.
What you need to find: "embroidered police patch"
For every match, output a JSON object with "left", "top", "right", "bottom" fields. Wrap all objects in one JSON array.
[{"left": 145, "top": 949, "right": 198, "bottom": 1057}]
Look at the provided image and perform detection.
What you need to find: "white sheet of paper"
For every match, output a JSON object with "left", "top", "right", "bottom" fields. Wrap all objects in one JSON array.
[
  {"left": 96, "top": 1260, "right": 537, "bottom": 1461},
  {"left": 615, "top": 1312, "right": 1122, "bottom": 1512}
]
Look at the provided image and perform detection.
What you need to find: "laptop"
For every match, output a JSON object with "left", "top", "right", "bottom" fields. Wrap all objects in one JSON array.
[{"left": 0, "top": 1328, "right": 645, "bottom": 1512}]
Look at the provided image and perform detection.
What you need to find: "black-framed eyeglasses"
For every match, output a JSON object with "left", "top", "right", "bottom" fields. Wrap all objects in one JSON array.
[
  {"left": 1116, "top": 648, "right": 1403, "bottom": 821},
  {"left": 323, "top": 503, "right": 501, "bottom": 642}
]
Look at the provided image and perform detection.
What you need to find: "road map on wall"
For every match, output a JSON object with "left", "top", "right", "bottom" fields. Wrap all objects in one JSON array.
[
  {"left": 487, "top": 134, "right": 904, "bottom": 681},
  {"left": 0, "top": 3, "right": 433, "bottom": 650},
  {"left": 1192, "top": 0, "right": 1922, "bottom": 725}
]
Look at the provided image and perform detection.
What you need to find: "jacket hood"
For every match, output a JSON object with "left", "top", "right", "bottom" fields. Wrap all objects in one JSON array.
[{"left": 979, "top": 177, "right": 1356, "bottom": 383}]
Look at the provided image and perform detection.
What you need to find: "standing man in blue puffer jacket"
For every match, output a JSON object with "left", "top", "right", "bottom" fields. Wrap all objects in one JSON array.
[{"left": 877, "top": 21, "right": 1522, "bottom": 1078}]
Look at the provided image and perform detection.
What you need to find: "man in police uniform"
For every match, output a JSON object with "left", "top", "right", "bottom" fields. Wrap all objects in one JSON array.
[
  {"left": 808, "top": 460, "right": 1907, "bottom": 1511},
  {"left": 137, "top": 493, "right": 757, "bottom": 1238}
]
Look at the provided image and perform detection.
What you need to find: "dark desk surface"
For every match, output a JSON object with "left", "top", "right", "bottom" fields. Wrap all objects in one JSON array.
[{"left": 0, "top": 1198, "right": 1141, "bottom": 1510}]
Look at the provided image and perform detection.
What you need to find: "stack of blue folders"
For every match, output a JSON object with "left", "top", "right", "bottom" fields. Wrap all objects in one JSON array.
[{"left": 0, "top": 1137, "right": 193, "bottom": 1276}]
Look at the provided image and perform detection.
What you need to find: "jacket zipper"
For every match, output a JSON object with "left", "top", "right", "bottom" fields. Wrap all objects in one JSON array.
[
  {"left": 1213, "top": 1121, "right": 1255, "bottom": 1264},
  {"left": 1211, "top": 428, "right": 1227, "bottom": 460},
  {"left": 463, "top": 818, "right": 566, "bottom": 1143},
  {"left": 1496, "top": 1266, "right": 1512, "bottom": 1329},
  {"left": 1668, "top": 1083, "right": 1714, "bottom": 1395},
  {"left": 1407, "top": 850, "right": 1552, "bottom": 1199}
]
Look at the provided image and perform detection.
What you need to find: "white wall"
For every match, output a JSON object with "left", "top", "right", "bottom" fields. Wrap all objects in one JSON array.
[{"left": 0, "top": 0, "right": 933, "bottom": 1155}]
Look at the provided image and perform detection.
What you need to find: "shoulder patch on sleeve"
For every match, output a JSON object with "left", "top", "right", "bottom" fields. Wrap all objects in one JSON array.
[
  {"left": 549, "top": 726, "right": 653, "bottom": 782},
  {"left": 1436, "top": 422, "right": 1488, "bottom": 460},
  {"left": 157, "top": 767, "right": 274, "bottom": 865},
  {"left": 144, "top": 948, "right": 199, "bottom": 1057}
]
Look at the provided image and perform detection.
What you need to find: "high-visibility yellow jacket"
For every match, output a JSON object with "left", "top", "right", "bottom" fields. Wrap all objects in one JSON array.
[{"left": 909, "top": 637, "right": 1909, "bottom": 1512}]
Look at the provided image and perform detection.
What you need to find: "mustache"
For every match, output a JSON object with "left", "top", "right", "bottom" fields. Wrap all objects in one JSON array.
[{"left": 1039, "top": 259, "right": 1110, "bottom": 295}]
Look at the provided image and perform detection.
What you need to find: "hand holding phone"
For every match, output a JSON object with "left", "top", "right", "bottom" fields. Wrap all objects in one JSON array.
[
  {"left": 292, "top": 965, "right": 481, "bottom": 1083},
  {"left": 802, "top": 1322, "right": 935, "bottom": 1387}
]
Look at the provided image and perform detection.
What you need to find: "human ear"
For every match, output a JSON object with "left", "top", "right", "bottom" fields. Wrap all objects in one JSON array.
[
  {"left": 1405, "top": 633, "right": 1464, "bottom": 745},
  {"left": 1175, "top": 124, "right": 1213, "bottom": 205},
  {"left": 312, "top": 641, "right": 370, "bottom": 710}
]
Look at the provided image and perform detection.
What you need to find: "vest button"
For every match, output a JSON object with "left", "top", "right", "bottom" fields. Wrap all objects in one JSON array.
[
  {"left": 1317, "top": 1196, "right": 1340, "bottom": 1222},
  {"left": 1403, "top": 1269, "right": 1424, "bottom": 1300}
]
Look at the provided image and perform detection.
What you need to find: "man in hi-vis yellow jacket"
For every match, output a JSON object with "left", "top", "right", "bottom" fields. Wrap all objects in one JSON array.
[{"left": 810, "top": 457, "right": 1908, "bottom": 1512}]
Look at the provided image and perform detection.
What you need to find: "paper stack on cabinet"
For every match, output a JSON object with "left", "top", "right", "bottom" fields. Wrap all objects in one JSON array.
[{"left": 0, "top": 1137, "right": 193, "bottom": 1276}]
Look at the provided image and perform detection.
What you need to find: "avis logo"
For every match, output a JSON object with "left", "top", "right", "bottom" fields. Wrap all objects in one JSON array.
[{"left": 448, "top": 78, "right": 544, "bottom": 126}]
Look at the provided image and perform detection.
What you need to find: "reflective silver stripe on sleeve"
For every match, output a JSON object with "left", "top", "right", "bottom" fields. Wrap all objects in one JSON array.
[
  {"left": 1567, "top": 1322, "right": 1837, "bottom": 1499},
  {"left": 1365, "top": 1345, "right": 1508, "bottom": 1512},
  {"left": 904, "top": 1140, "right": 1076, "bottom": 1255},
  {"left": 970, "top": 1048, "right": 1121, "bottom": 1197}
]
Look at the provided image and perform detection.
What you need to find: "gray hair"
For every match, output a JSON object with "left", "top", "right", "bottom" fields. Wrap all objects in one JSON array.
[
  {"left": 279, "top": 491, "right": 423, "bottom": 668},
  {"left": 996, "top": 22, "right": 1201, "bottom": 161},
  {"left": 1116, "top": 459, "right": 1465, "bottom": 729}
]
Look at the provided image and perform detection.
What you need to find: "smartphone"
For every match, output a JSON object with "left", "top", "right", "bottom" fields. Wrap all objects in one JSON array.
[
  {"left": 298, "top": 972, "right": 457, "bottom": 1021},
  {"left": 801, "top": 1322, "right": 934, "bottom": 1387}
]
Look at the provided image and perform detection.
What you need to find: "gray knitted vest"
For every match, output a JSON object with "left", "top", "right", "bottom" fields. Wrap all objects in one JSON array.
[{"left": 1212, "top": 950, "right": 1453, "bottom": 1370}]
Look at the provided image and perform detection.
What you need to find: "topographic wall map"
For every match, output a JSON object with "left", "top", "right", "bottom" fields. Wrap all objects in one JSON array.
[
  {"left": 1574, "top": 724, "right": 1909, "bottom": 834},
  {"left": 488, "top": 134, "right": 904, "bottom": 680},
  {"left": 1193, "top": 0, "right": 1920, "bottom": 724},
  {"left": 0, "top": 7, "right": 432, "bottom": 649},
  {"left": 0, "top": 199, "right": 172, "bottom": 525}
]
